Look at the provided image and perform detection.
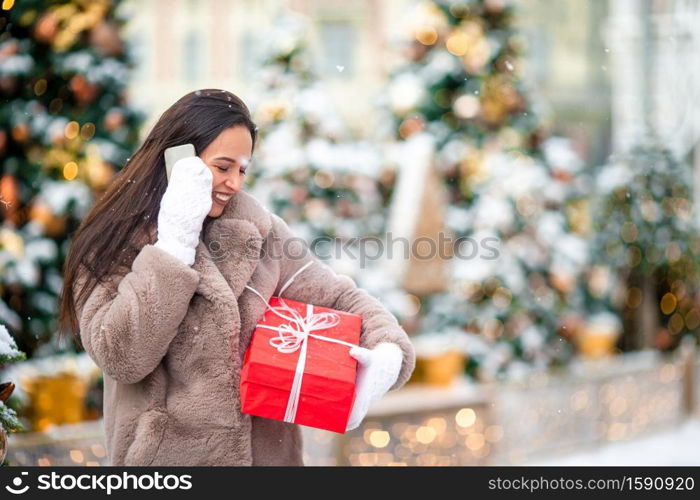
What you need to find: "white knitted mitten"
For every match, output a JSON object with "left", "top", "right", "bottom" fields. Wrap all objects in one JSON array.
[
  {"left": 346, "top": 342, "right": 403, "bottom": 431},
  {"left": 154, "top": 156, "right": 213, "bottom": 266}
]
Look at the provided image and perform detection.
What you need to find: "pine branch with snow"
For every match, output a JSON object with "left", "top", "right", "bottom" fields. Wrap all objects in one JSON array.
[
  {"left": 0, "top": 325, "right": 25, "bottom": 364},
  {"left": 0, "top": 401, "right": 21, "bottom": 433}
]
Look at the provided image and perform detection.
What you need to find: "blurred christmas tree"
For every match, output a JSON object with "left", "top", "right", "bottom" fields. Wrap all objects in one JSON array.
[
  {"left": 591, "top": 145, "right": 700, "bottom": 352},
  {"left": 0, "top": 324, "right": 26, "bottom": 464},
  {"left": 247, "top": 12, "right": 385, "bottom": 244},
  {"left": 382, "top": 0, "right": 592, "bottom": 380},
  {"left": 246, "top": 12, "right": 418, "bottom": 322},
  {"left": 0, "top": 0, "right": 143, "bottom": 357}
]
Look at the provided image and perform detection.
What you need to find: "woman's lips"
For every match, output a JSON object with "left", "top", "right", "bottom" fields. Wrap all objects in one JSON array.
[{"left": 212, "top": 192, "right": 233, "bottom": 206}]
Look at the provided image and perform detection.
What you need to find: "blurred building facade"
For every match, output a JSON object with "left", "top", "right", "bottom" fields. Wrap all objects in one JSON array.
[
  {"left": 122, "top": 0, "right": 616, "bottom": 165},
  {"left": 123, "top": 0, "right": 397, "bottom": 136}
]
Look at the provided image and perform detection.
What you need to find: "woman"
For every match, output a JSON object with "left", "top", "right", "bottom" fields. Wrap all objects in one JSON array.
[{"left": 58, "top": 89, "right": 415, "bottom": 466}]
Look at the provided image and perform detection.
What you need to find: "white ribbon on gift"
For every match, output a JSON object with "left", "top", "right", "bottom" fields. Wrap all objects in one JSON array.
[{"left": 245, "top": 261, "right": 358, "bottom": 423}]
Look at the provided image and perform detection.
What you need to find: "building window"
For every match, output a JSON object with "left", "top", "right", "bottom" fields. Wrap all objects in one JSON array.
[
  {"left": 183, "top": 30, "right": 202, "bottom": 83},
  {"left": 238, "top": 31, "right": 255, "bottom": 78},
  {"left": 319, "top": 21, "right": 355, "bottom": 78},
  {"left": 129, "top": 33, "right": 148, "bottom": 82}
]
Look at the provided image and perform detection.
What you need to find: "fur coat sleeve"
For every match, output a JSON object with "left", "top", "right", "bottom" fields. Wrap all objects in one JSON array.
[
  {"left": 75, "top": 245, "right": 200, "bottom": 384},
  {"left": 269, "top": 214, "right": 416, "bottom": 391}
]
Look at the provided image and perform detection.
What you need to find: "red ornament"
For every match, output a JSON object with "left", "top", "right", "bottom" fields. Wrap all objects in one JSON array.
[
  {"left": 553, "top": 169, "right": 573, "bottom": 183},
  {"left": 70, "top": 74, "right": 100, "bottom": 106},
  {"left": 89, "top": 21, "right": 123, "bottom": 57},
  {"left": 34, "top": 13, "right": 59, "bottom": 43},
  {"left": 0, "top": 174, "right": 20, "bottom": 225},
  {"left": 10, "top": 123, "right": 29, "bottom": 143},
  {"left": 104, "top": 109, "right": 125, "bottom": 131},
  {"left": 0, "top": 40, "right": 19, "bottom": 58},
  {"left": 654, "top": 327, "right": 673, "bottom": 350}
]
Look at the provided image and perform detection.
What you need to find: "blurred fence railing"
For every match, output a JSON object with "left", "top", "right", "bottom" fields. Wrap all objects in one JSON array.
[
  {"left": 302, "top": 340, "right": 699, "bottom": 465},
  {"left": 6, "top": 341, "right": 699, "bottom": 466}
]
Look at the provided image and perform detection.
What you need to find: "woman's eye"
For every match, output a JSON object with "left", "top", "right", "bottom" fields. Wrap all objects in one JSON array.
[
  {"left": 216, "top": 166, "right": 229, "bottom": 172},
  {"left": 240, "top": 169, "right": 247, "bottom": 175}
]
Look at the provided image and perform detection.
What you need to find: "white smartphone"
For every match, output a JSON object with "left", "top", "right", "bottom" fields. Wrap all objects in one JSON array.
[{"left": 164, "top": 144, "right": 196, "bottom": 182}]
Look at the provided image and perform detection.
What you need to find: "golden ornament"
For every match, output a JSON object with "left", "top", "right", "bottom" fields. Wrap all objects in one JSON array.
[
  {"left": 30, "top": 201, "right": 66, "bottom": 237},
  {"left": 551, "top": 271, "right": 575, "bottom": 294},
  {"left": 415, "top": 25, "right": 438, "bottom": 45},
  {"left": 458, "top": 149, "right": 487, "bottom": 189},
  {"left": 51, "top": 2, "right": 78, "bottom": 23},
  {"left": 411, "top": 352, "right": 466, "bottom": 386},
  {"left": 480, "top": 99, "right": 507, "bottom": 125},
  {"left": 0, "top": 227, "right": 24, "bottom": 258},
  {"left": 313, "top": 170, "right": 334, "bottom": 189},
  {"left": 257, "top": 100, "right": 289, "bottom": 124},
  {"left": 446, "top": 29, "right": 471, "bottom": 56},
  {"left": 42, "top": 148, "right": 74, "bottom": 170},
  {"left": 23, "top": 373, "right": 88, "bottom": 431},
  {"left": 566, "top": 199, "right": 591, "bottom": 235},
  {"left": 86, "top": 160, "right": 114, "bottom": 191},
  {"left": 462, "top": 39, "right": 491, "bottom": 74},
  {"left": 480, "top": 76, "right": 522, "bottom": 125},
  {"left": 456, "top": 22, "right": 491, "bottom": 74},
  {"left": 29, "top": 201, "right": 54, "bottom": 226},
  {"left": 53, "top": 29, "right": 78, "bottom": 52},
  {"left": 576, "top": 314, "right": 621, "bottom": 359}
]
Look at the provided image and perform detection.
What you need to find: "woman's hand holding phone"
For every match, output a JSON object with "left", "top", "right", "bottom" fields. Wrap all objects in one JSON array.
[{"left": 154, "top": 155, "right": 213, "bottom": 266}]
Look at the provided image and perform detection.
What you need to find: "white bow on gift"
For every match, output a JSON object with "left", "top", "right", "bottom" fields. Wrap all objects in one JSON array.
[
  {"left": 245, "top": 261, "right": 358, "bottom": 423},
  {"left": 263, "top": 301, "right": 342, "bottom": 353}
]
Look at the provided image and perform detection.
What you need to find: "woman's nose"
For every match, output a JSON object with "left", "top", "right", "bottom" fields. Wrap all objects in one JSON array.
[{"left": 224, "top": 174, "right": 242, "bottom": 192}]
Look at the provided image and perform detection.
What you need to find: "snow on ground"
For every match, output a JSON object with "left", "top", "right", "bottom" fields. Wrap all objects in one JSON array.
[{"left": 525, "top": 418, "right": 700, "bottom": 465}]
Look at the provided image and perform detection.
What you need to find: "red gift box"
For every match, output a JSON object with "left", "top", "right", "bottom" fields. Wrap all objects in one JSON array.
[{"left": 240, "top": 296, "right": 361, "bottom": 433}]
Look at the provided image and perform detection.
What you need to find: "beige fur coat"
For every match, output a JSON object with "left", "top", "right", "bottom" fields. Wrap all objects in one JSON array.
[{"left": 74, "top": 190, "right": 415, "bottom": 466}]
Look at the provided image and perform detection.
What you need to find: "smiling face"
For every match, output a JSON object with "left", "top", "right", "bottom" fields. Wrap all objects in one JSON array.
[{"left": 198, "top": 125, "right": 254, "bottom": 218}]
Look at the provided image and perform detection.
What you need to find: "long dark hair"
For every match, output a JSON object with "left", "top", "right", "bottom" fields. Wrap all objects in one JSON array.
[{"left": 58, "top": 89, "right": 257, "bottom": 344}]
